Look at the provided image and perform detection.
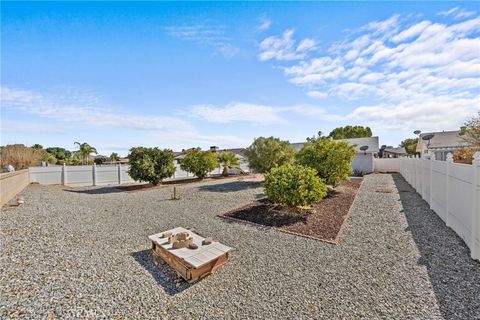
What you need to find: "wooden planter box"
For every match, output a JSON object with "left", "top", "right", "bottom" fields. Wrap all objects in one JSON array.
[{"left": 149, "top": 227, "right": 232, "bottom": 283}]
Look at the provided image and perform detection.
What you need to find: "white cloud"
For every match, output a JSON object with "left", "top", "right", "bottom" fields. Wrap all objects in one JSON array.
[
  {"left": 438, "top": 7, "right": 476, "bottom": 19},
  {"left": 307, "top": 90, "right": 328, "bottom": 99},
  {"left": 190, "top": 102, "right": 285, "bottom": 125},
  {"left": 0, "top": 86, "right": 250, "bottom": 151},
  {"left": 260, "top": 13, "right": 480, "bottom": 134},
  {"left": 257, "top": 18, "right": 272, "bottom": 32},
  {"left": 189, "top": 102, "right": 341, "bottom": 124},
  {"left": 391, "top": 21, "right": 431, "bottom": 43},
  {"left": 349, "top": 95, "right": 480, "bottom": 132},
  {"left": 1, "top": 86, "right": 190, "bottom": 131},
  {"left": 258, "top": 30, "right": 316, "bottom": 61},
  {"left": 165, "top": 24, "right": 240, "bottom": 57}
]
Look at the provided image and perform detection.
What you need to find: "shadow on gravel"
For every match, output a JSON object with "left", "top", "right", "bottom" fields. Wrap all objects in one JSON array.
[
  {"left": 198, "top": 181, "right": 262, "bottom": 193},
  {"left": 131, "top": 250, "right": 191, "bottom": 296},
  {"left": 393, "top": 173, "right": 480, "bottom": 319},
  {"left": 63, "top": 187, "right": 124, "bottom": 195}
]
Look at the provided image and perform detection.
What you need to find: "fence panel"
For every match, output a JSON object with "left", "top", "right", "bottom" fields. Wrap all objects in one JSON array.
[
  {"left": 29, "top": 166, "right": 63, "bottom": 185},
  {"left": 396, "top": 153, "right": 479, "bottom": 261},
  {"left": 422, "top": 158, "right": 430, "bottom": 204},
  {"left": 447, "top": 163, "right": 474, "bottom": 246},
  {"left": 96, "top": 166, "right": 120, "bottom": 185},
  {"left": 66, "top": 166, "right": 94, "bottom": 186},
  {"left": 431, "top": 161, "right": 447, "bottom": 221},
  {"left": 373, "top": 158, "right": 401, "bottom": 172}
]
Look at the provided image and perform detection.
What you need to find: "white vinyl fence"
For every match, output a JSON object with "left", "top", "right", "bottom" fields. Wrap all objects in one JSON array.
[
  {"left": 376, "top": 153, "right": 480, "bottom": 261},
  {"left": 29, "top": 164, "right": 135, "bottom": 186},
  {"left": 373, "top": 158, "right": 401, "bottom": 173},
  {"left": 28, "top": 163, "right": 245, "bottom": 187}
]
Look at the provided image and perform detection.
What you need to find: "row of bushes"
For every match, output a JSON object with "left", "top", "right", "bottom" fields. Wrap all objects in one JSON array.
[
  {"left": 128, "top": 147, "right": 239, "bottom": 185},
  {"left": 248, "top": 137, "right": 355, "bottom": 206},
  {"left": 127, "top": 136, "right": 356, "bottom": 206}
]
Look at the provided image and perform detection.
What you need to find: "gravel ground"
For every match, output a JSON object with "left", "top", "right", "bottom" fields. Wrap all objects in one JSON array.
[{"left": 1, "top": 174, "right": 479, "bottom": 319}]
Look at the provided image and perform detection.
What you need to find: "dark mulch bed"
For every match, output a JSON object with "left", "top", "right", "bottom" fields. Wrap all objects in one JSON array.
[{"left": 221, "top": 178, "right": 363, "bottom": 243}]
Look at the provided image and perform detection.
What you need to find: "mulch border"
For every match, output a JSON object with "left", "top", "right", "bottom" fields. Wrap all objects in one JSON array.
[{"left": 217, "top": 178, "right": 364, "bottom": 245}]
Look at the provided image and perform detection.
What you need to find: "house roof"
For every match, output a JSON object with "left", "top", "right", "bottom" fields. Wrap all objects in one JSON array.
[
  {"left": 384, "top": 147, "right": 407, "bottom": 155},
  {"left": 338, "top": 136, "right": 379, "bottom": 153},
  {"left": 292, "top": 136, "right": 379, "bottom": 153},
  {"left": 416, "top": 130, "right": 469, "bottom": 152}
]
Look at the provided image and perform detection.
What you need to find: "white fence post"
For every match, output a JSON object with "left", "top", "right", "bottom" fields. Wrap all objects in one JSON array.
[
  {"left": 62, "top": 163, "right": 67, "bottom": 186},
  {"left": 92, "top": 163, "right": 97, "bottom": 186},
  {"left": 472, "top": 152, "right": 480, "bottom": 260},
  {"left": 445, "top": 153, "right": 453, "bottom": 227},
  {"left": 118, "top": 163, "right": 122, "bottom": 185}
]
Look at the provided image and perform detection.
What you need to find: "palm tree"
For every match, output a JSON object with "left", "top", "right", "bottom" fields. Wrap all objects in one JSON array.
[
  {"left": 217, "top": 152, "right": 240, "bottom": 177},
  {"left": 74, "top": 142, "right": 98, "bottom": 165},
  {"left": 109, "top": 152, "right": 120, "bottom": 162}
]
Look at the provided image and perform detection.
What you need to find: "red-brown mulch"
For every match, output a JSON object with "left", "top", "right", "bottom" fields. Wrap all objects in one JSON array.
[{"left": 220, "top": 178, "right": 363, "bottom": 243}]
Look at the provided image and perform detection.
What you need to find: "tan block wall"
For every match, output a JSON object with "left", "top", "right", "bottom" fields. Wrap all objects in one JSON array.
[{"left": 0, "top": 169, "right": 30, "bottom": 207}]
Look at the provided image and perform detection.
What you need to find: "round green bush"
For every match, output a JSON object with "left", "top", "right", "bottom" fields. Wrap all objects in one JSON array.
[
  {"left": 264, "top": 164, "right": 328, "bottom": 207},
  {"left": 180, "top": 149, "right": 219, "bottom": 179},
  {"left": 296, "top": 139, "right": 356, "bottom": 186},
  {"left": 128, "top": 147, "right": 175, "bottom": 185}
]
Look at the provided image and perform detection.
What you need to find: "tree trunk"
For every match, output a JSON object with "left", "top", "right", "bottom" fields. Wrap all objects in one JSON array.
[{"left": 222, "top": 165, "right": 229, "bottom": 177}]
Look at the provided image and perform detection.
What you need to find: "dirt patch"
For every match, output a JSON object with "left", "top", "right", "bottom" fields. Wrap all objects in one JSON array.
[{"left": 220, "top": 179, "right": 363, "bottom": 243}]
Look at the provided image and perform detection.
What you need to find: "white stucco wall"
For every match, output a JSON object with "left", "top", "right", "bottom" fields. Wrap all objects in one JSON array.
[{"left": 351, "top": 153, "right": 374, "bottom": 173}]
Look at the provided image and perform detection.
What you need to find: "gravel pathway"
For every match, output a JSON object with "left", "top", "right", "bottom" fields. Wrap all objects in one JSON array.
[{"left": 1, "top": 174, "right": 479, "bottom": 319}]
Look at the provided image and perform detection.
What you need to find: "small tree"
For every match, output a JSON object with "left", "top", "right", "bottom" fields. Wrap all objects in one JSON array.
[
  {"left": 128, "top": 147, "right": 175, "bottom": 185},
  {"left": 245, "top": 136, "right": 295, "bottom": 173},
  {"left": 180, "top": 149, "right": 218, "bottom": 179},
  {"left": 74, "top": 142, "right": 98, "bottom": 165},
  {"left": 399, "top": 138, "right": 418, "bottom": 155},
  {"left": 328, "top": 125, "right": 372, "bottom": 139},
  {"left": 217, "top": 152, "right": 240, "bottom": 177},
  {"left": 296, "top": 139, "right": 356, "bottom": 186},
  {"left": 46, "top": 147, "right": 72, "bottom": 162},
  {"left": 39, "top": 150, "right": 57, "bottom": 164},
  {"left": 94, "top": 156, "right": 108, "bottom": 165},
  {"left": 462, "top": 111, "right": 480, "bottom": 148},
  {"left": 264, "top": 164, "right": 328, "bottom": 207},
  {"left": 109, "top": 152, "right": 120, "bottom": 162}
]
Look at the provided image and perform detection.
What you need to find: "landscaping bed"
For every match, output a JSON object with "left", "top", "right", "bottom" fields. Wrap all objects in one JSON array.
[{"left": 220, "top": 178, "right": 362, "bottom": 243}]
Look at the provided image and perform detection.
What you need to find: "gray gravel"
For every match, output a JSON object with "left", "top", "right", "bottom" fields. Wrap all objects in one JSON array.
[{"left": 1, "top": 174, "right": 479, "bottom": 319}]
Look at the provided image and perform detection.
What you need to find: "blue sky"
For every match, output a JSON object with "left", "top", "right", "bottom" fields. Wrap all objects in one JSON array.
[{"left": 2, "top": 1, "right": 479, "bottom": 156}]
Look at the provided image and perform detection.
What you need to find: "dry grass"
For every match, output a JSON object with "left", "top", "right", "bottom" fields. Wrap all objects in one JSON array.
[{"left": 0, "top": 144, "right": 41, "bottom": 170}]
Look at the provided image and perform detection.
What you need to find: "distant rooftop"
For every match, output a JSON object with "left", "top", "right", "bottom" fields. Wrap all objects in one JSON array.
[
  {"left": 416, "top": 130, "right": 469, "bottom": 152},
  {"left": 292, "top": 136, "right": 379, "bottom": 153}
]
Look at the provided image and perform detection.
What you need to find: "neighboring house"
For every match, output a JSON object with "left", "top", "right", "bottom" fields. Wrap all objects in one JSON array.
[
  {"left": 416, "top": 130, "right": 469, "bottom": 161},
  {"left": 292, "top": 136, "right": 379, "bottom": 174},
  {"left": 383, "top": 147, "right": 407, "bottom": 158}
]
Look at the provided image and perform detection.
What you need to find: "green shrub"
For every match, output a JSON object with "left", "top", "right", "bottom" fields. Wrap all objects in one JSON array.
[
  {"left": 296, "top": 139, "right": 355, "bottom": 186},
  {"left": 245, "top": 136, "right": 295, "bottom": 173},
  {"left": 264, "top": 164, "right": 328, "bottom": 207},
  {"left": 352, "top": 169, "right": 364, "bottom": 177},
  {"left": 128, "top": 147, "right": 175, "bottom": 185},
  {"left": 180, "top": 149, "right": 218, "bottom": 179}
]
